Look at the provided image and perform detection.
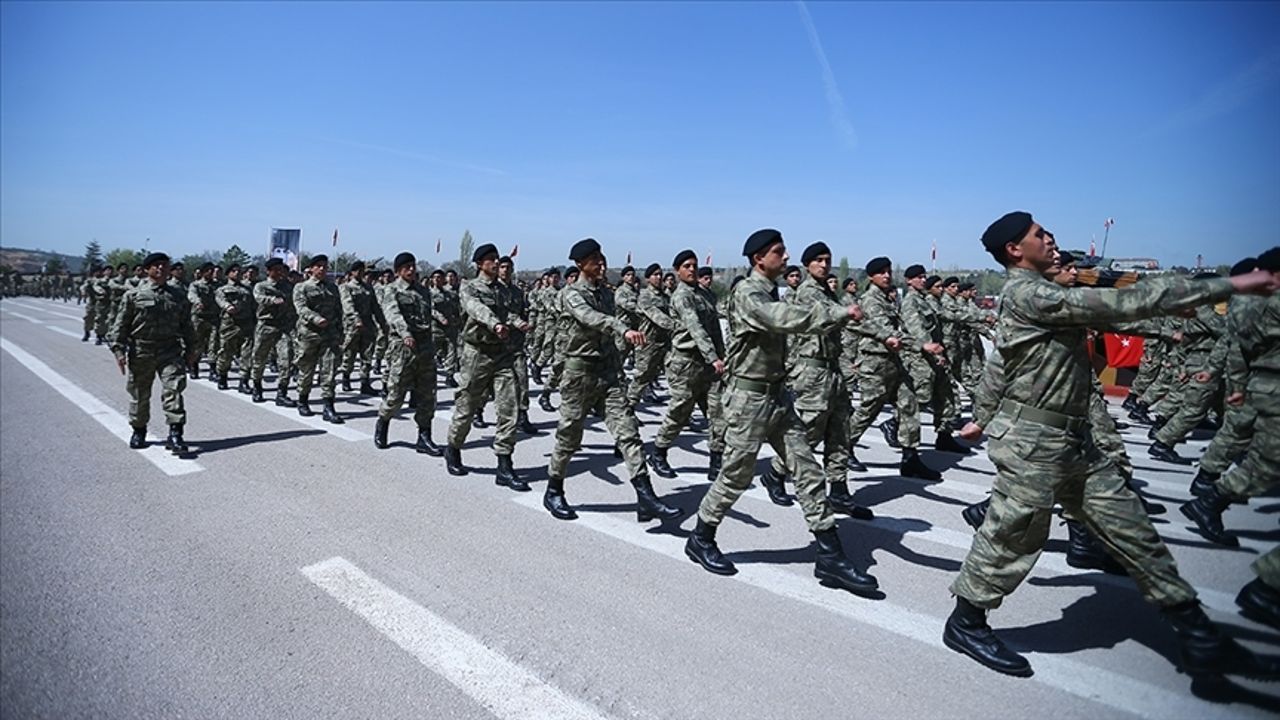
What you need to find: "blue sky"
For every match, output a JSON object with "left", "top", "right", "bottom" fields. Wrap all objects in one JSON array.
[{"left": 2, "top": 1, "right": 1276, "bottom": 271}]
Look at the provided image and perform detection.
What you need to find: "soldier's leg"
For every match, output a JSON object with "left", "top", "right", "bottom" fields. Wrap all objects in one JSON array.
[
  {"left": 126, "top": 352, "right": 158, "bottom": 429},
  {"left": 892, "top": 359, "right": 921, "bottom": 448},
  {"left": 83, "top": 305, "right": 95, "bottom": 336},
  {"left": 603, "top": 371, "right": 646, "bottom": 478},
  {"left": 848, "top": 355, "right": 891, "bottom": 443},
  {"left": 1089, "top": 392, "right": 1133, "bottom": 476},
  {"left": 215, "top": 324, "right": 242, "bottom": 377},
  {"left": 239, "top": 324, "right": 256, "bottom": 373},
  {"left": 513, "top": 351, "right": 530, "bottom": 412},
  {"left": 781, "top": 405, "right": 837, "bottom": 533},
  {"left": 251, "top": 326, "right": 276, "bottom": 386},
  {"left": 294, "top": 338, "right": 318, "bottom": 399},
  {"left": 1199, "top": 402, "right": 1256, "bottom": 475},
  {"left": 626, "top": 344, "right": 659, "bottom": 406},
  {"left": 447, "top": 347, "right": 494, "bottom": 447},
  {"left": 492, "top": 362, "right": 519, "bottom": 456},
  {"left": 707, "top": 377, "right": 726, "bottom": 453},
  {"left": 411, "top": 347, "right": 438, "bottom": 429},
  {"left": 824, "top": 387, "right": 851, "bottom": 484},
  {"left": 1155, "top": 374, "right": 1221, "bottom": 447},
  {"left": 317, "top": 340, "right": 340, "bottom": 399},
  {"left": 908, "top": 354, "right": 935, "bottom": 424},
  {"left": 1218, "top": 411, "right": 1280, "bottom": 499},
  {"left": 1128, "top": 345, "right": 1161, "bottom": 400},
  {"left": 358, "top": 329, "right": 376, "bottom": 383},
  {"left": 158, "top": 352, "right": 188, "bottom": 426},
  {"left": 698, "top": 385, "right": 771, "bottom": 525},
  {"left": 653, "top": 355, "right": 699, "bottom": 450},
  {"left": 548, "top": 369, "right": 593, "bottom": 479},
  {"left": 378, "top": 343, "right": 409, "bottom": 419},
  {"left": 1254, "top": 548, "right": 1280, "bottom": 591},
  {"left": 340, "top": 328, "right": 359, "bottom": 378}
]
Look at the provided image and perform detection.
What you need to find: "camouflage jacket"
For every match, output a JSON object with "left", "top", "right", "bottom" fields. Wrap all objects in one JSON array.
[
  {"left": 292, "top": 277, "right": 342, "bottom": 338},
  {"left": 458, "top": 274, "right": 519, "bottom": 349},
  {"left": 855, "top": 284, "right": 904, "bottom": 356},
  {"left": 614, "top": 281, "right": 640, "bottom": 328},
  {"left": 254, "top": 278, "right": 297, "bottom": 329},
  {"left": 499, "top": 279, "right": 530, "bottom": 348},
  {"left": 430, "top": 285, "right": 460, "bottom": 330},
  {"left": 559, "top": 276, "right": 629, "bottom": 363},
  {"left": 786, "top": 274, "right": 843, "bottom": 369},
  {"left": 187, "top": 278, "right": 220, "bottom": 320},
  {"left": 214, "top": 280, "right": 255, "bottom": 324},
  {"left": 900, "top": 286, "right": 941, "bottom": 353},
  {"left": 668, "top": 280, "right": 724, "bottom": 365},
  {"left": 1226, "top": 294, "right": 1278, "bottom": 397},
  {"left": 636, "top": 285, "right": 677, "bottom": 341},
  {"left": 110, "top": 281, "right": 194, "bottom": 357},
  {"left": 340, "top": 279, "right": 382, "bottom": 332},
  {"left": 725, "top": 271, "right": 848, "bottom": 385},
  {"left": 381, "top": 276, "right": 434, "bottom": 344}
]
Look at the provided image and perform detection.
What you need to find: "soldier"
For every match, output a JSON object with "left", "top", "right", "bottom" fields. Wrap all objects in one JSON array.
[
  {"left": 498, "top": 256, "right": 539, "bottom": 435},
  {"left": 781, "top": 264, "right": 802, "bottom": 300},
  {"left": 214, "top": 263, "right": 255, "bottom": 391},
  {"left": 683, "top": 230, "right": 877, "bottom": 597},
  {"left": 944, "top": 211, "right": 1278, "bottom": 680},
  {"left": 442, "top": 245, "right": 528, "bottom": 487},
  {"left": 846, "top": 257, "right": 941, "bottom": 480},
  {"left": 541, "top": 266, "right": 579, "bottom": 411},
  {"left": 249, "top": 258, "right": 298, "bottom": 406},
  {"left": 434, "top": 269, "right": 462, "bottom": 386},
  {"left": 236, "top": 266, "right": 260, "bottom": 389},
  {"left": 81, "top": 266, "right": 102, "bottom": 342},
  {"left": 186, "top": 263, "right": 219, "bottom": 378},
  {"left": 373, "top": 268, "right": 395, "bottom": 375},
  {"left": 647, "top": 250, "right": 727, "bottom": 482},
  {"left": 542, "top": 238, "right": 681, "bottom": 524},
  {"left": 900, "top": 264, "right": 968, "bottom": 453},
  {"left": 104, "top": 262, "right": 131, "bottom": 337},
  {"left": 168, "top": 262, "right": 187, "bottom": 294},
  {"left": 838, "top": 277, "right": 861, "bottom": 391},
  {"left": 373, "top": 253, "right": 442, "bottom": 455},
  {"left": 533, "top": 269, "right": 562, "bottom": 386},
  {"left": 292, "top": 255, "right": 345, "bottom": 423},
  {"left": 1148, "top": 274, "right": 1227, "bottom": 464},
  {"left": 110, "top": 253, "right": 196, "bottom": 454},
  {"left": 92, "top": 265, "right": 116, "bottom": 344},
  {"left": 615, "top": 264, "right": 640, "bottom": 333},
  {"left": 626, "top": 263, "right": 676, "bottom": 407},
  {"left": 339, "top": 261, "right": 383, "bottom": 396}
]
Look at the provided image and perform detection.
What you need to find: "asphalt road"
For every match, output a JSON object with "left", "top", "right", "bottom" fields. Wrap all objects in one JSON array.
[{"left": 1, "top": 296, "right": 1277, "bottom": 719}]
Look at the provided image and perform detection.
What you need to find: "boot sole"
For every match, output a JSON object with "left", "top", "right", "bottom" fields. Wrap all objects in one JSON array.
[
  {"left": 1179, "top": 505, "right": 1240, "bottom": 547},
  {"left": 816, "top": 574, "right": 881, "bottom": 598},
  {"left": 942, "top": 632, "right": 1035, "bottom": 678},
  {"left": 685, "top": 546, "right": 737, "bottom": 576}
]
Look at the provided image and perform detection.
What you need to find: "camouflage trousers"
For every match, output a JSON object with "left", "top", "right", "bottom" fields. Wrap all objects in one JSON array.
[
  {"left": 513, "top": 349, "right": 530, "bottom": 411},
  {"left": 341, "top": 324, "right": 377, "bottom": 381},
  {"left": 962, "top": 338, "right": 986, "bottom": 391},
  {"left": 435, "top": 327, "right": 459, "bottom": 376},
  {"left": 626, "top": 341, "right": 668, "bottom": 406},
  {"left": 251, "top": 324, "right": 294, "bottom": 390},
  {"left": 295, "top": 331, "right": 340, "bottom": 401},
  {"left": 125, "top": 346, "right": 187, "bottom": 428},
  {"left": 94, "top": 303, "right": 113, "bottom": 339},
  {"left": 548, "top": 359, "right": 645, "bottom": 481},
  {"left": 1088, "top": 391, "right": 1133, "bottom": 476},
  {"left": 951, "top": 408, "right": 1196, "bottom": 609},
  {"left": 1255, "top": 547, "right": 1280, "bottom": 591},
  {"left": 1142, "top": 360, "right": 1180, "bottom": 412},
  {"left": 378, "top": 338, "right": 437, "bottom": 427},
  {"left": 373, "top": 327, "right": 388, "bottom": 369},
  {"left": 536, "top": 323, "right": 558, "bottom": 369},
  {"left": 1155, "top": 371, "right": 1221, "bottom": 447},
  {"left": 240, "top": 320, "right": 256, "bottom": 375},
  {"left": 653, "top": 351, "right": 726, "bottom": 453},
  {"left": 83, "top": 304, "right": 96, "bottom": 336},
  {"left": 839, "top": 340, "right": 860, "bottom": 389},
  {"left": 1200, "top": 401, "right": 1256, "bottom": 475},
  {"left": 215, "top": 319, "right": 253, "bottom": 377},
  {"left": 1129, "top": 343, "right": 1165, "bottom": 399},
  {"left": 546, "top": 345, "right": 567, "bottom": 391},
  {"left": 769, "top": 361, "right": 848, "bottom": 480},
  {"left": 907, "top": 353, "right": 959, "bottom": 430},
  {"left": 1219, "top": 388, "right": 1279, "bottom": 500},
  {"left": 848, "top": 352, "right": 920, "bottom": 449},
  {"left": 191, "top": 316, "right": 217, "bottom": 363},
  {"left": 447, "top": 343, "right": 518, "bottom": 456},
  {"left": 699, "top": 379, "right": 835, "bottom": 533}
]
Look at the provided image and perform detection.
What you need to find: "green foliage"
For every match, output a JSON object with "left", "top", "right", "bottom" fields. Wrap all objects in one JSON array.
[
  {"left": 44, "top": 257, "right": 66, "bottom": 273},
  {"left": 104, "top": 247, "right": 143, "bottom": 269},
  {"left": 221, "top": 244, "right": 251, "bottom": 268},
  {"left": 837, "top": 256, "right": 850, "bottom": 284},
  {"left": 459, "top": 230, "right": 474, "bottom": 269},
  {"left": 83, "top": 240, "right": 103, "bottom": 269}
]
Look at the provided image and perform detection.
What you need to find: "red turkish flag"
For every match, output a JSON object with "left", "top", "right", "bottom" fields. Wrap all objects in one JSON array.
[{"left": 1103, "top": 333, "right": 1143, "bottom": 368}]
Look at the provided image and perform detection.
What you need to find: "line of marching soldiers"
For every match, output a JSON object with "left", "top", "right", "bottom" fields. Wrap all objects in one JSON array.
[{"left": 78, "top": 222, "right": 1280, "bottom": 686}]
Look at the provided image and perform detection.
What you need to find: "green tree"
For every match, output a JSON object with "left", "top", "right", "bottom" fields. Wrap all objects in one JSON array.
[
  {"left": 44, "top": 257, "right": 66, "bottom": 274},
  {"left": 332, "top": 252, "right": 363, "bottom": 273},
  {"left": 459, "top": 230, "right": 474, "bottom": 269},
  {"left": 837, "top": 256, "right": 850, "bottom": 284},
  {"left": 221, "top": 244, "right": 251, "bottom": 268},
  {"left": 83, "top": 240, "right": 103, "bottom": 269},
  {"left": 104, "top": 247, "right": 143, "bottom": 269}
]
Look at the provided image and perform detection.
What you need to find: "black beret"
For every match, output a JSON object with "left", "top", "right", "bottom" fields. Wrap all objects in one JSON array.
[
  {"left": 904, "top": 264, "right": 926, "bottom": 279},
  {"left": 226, "top": 263, "right": 241, "bottom": 273},
  {"left": 843, "top": 277, "right": 857, "bottom": 289},
  {"left": 394, "top": 252, "right": 416, "bottom": 271},
  {"left": 349, "top": 260, "right": 366, "bottom": 272},
  {"left": 924, "top": 275, "right": 941, "bottom": 289},
  {"left": 943, "top": 276, "right": 959, "bottom": 287},
  {"left": 958, "top": 282, "right": 975, "bottom": 291},
  {"left": 784, "top": 265, "right": 801, "bottom": 277},
  {"left": 498, "top": 255, "right": 513, "bottom": 265},
  {"left": 308, "top": 254, "right": 329, "bottom": 267},
  {"left": 169, "top": 261, "right": 184, "bottom": 269},
  {"left": 865, "top": 257, "right": 891, "bottom": 275},
  {"left": 472, "top": 243, "right": 499, "bottom": 263},
  {"left": 243, "top": 265, "right": 259, "bottom": 274},
  {"left": 697, "top": 266, "right": 713, "bottom": 279},
  {"left": 621, "top": 265, "right": 635, "bottom": 276},
  {"left": 1258, "top": 247, "right": 1280, "bottom": 272},
  {"left": 569, "top": 238, "right": 602, "bottom": 262},
  {"left": 1193, "top": 271, "right": 1220, "bottom": 280},
  {"left": 1057, "top": 251, "right": 1075, "bottom": 266},
  {"left": 644, "top": 262, "right": 663, "bottom": 278},
  {"left": 141, "top": 252, "right": 169, "bottom": 268},
  {"left": 672, "top": 249, "right": 697, "bottom": 269},
  {"left": 431, "top": 269, "right": 444, "bottom": 277},
  {"left": 1229, "top": 257, "right": 1257, "bottom": 276},
  {"left": 547, "top": 266, "right": 561, "bottom": 276},
  {"left": 265, "top": 258, "right": 285, "bottom": 270},
  {"left": 198, "top": 262, "right": 216, "bottom": 272},
  {"left": 743, "top": 228, "right": 783, "bottom": 258},
  {"left": 565, "top": 266, "right": 580, "bottom": 278},
  {"left": 801, "top": 242, "right": 831, "bottom": 266},
  {"left": 981, "top": 211, "right": 1034, "bottom": 254},
  {"left": 445, "top": 268, "right": 458, "bottom": 275}
]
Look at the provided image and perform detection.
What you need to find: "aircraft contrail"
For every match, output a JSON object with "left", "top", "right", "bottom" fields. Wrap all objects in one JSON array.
[{"left": 796, "top": 1, "right": 858, "bottom": 151}]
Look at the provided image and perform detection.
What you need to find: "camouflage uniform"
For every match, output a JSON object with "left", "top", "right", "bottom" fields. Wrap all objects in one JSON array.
[
  {"left": 446, "top": 275, "right": 521, "bottom": 454},
  {"left": 93, "top": 273, "right": 115, "bottom": 339},
  {"left": 848, "top": 283, "right": 920, "bottom": 449},
  {"left": 625, "top": 282, "right": 676, "bottom": 406},
  {"left": 214, "top": 278, "right": 255, "bottom": 380},
  {"left": 378, "top": 277, "right": 437, "bottom": 426},
  {"left": 110, "top": 279, "right": 194, "bottom": 430},
  {"left": 902, "top": 285, "right": 957, "bottom": 432},
  {"left": 1154, "top": 303, "right": 1226, "bottom": 447},
  {"left": 432, "top": 283, "right": 461, "bottom": 380},
  {"left": 187, "top": 277, "right": 220, "bottom": 371},
  {"left": 653, "top": 277, "right": 726, "bottom": 454},
  {"left": 81, "top": 275, "right": 100, "bottom": 339},
  {"left": 292, "top": 275, "right": 343, "bottom": 402},
  {"left": 838, "top": 286, "right": 861, "bottom": 388},
  {"left": 251, "top": 276, "right": 297, "bottom": 393},
  {"left": 340, "top": 277, "right": 383, "bottom": 389}
]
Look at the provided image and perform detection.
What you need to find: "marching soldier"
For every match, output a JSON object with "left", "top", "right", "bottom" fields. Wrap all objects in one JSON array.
[
  {"left": 81, "top": 265, "right": 102, "bottom": 342},
  {"left": 214, "top": 263, "right": 255, "bottom": 391},
  {"left": 374, "top": 252, "right": 442, "bottom": 455},
  {"left": 339, "top": 261, "right": 383, "bottom": 396},
  {"left": 626, "top": 263, "right": 676, "bottom": 407},
  {"left": 292, "top": 255, "right": 345, "bottom": 423},
  {"left": 249, "top": 258, "right": 298, "bottom": 406},
  {"left": 498, "top": 256, "right": 539, "bottom": 434},
  {"left": 187, "top": 262, "right": 220, "bottom": 378},
  {"left": 900, "top": 264, "right": 968, "bottom": 453}
]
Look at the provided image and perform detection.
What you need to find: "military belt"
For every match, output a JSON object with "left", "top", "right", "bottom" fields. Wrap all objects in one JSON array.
[
  {"left": 564, "top": 355, "right": 605, "bottom": 371},
  {"left": 793, "top": 357, "right": 831, "bottom": 370},
  {"left": 998, "top": 400, "right": 1086, "bottom": 432},
  {"left": 728, "top": 377, "right": 783, "bottom": 395}
]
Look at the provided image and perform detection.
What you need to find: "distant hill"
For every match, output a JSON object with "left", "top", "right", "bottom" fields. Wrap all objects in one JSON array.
[{"left": 0, "top": 247, "right": 84, "bottom": 274}]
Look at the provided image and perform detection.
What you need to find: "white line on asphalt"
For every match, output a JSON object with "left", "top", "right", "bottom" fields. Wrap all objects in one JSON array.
[
  {"left": 2, "top": 309, "right": 46, "bottom": 324},
  {"left": 0, "top": 337, "right": 204, "bottom": 476},
  {"left": 507, "top": 495, "right": 1243, "bottom": 720},
  {"left": 45, "top": 325, "right": 83, "bottom": 339},
  {"left": 301, "top": 556, "right": 616, "bottom": 720},
  {"left": 184, "top": 376, "right": 370, "bottom": 442},
  {"left": 8, "top": 300, "right": 83, "bottom": 321}
]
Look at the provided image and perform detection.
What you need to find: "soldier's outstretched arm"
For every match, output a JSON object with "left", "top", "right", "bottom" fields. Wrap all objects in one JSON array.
[
  {"left": 737, "top": 286, "right": 846, "bottom": 335},
  {"left": 562, "top": 289, "right": 630, "bottom": 338},
  {"left": 460, "top": 282, "right": 501, "bottom": 330},
  {"left": 673, "top": 292, "right": 720, "bottom": 365},
  {"left": 1019, "top": 274, "right": 1237, "bottom": 328},
  {"left": 639, "top": 293, "right": 678, "bottom": 331}
]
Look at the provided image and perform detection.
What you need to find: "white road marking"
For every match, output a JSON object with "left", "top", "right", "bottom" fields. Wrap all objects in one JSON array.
[
  {"left": 9, "top": 300, "right": 84, "bottom": 321},
  {"left": 0, "top": 337, "right": 204, "bottom": 476},
  {"left": 2, "top": 309, "right": 46, "bottom": 324},
  {"left": 301, "top": 556, "right": 616, "bottom": 720},
  {"left": 45, "top": 325, "right": 83, "bottom": 339},
  {"left": 184, "top": 376, "right": 370, "bottom": 442},
  {"left": 508, "top": 495, "right": 1245, "bottom": 720}
]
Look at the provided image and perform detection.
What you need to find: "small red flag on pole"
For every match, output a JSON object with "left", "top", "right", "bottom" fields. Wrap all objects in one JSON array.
[
  {"left": 510, "top": 244, "right": 519, "bottom": 258},
  {"left": 1090, "top": 235, "right": 1097, "bottom": 256},
  {"left": 332, "top": 228, "right": 338, "bottom": 247},
  {"left": 931, "top": 239, "right": 937, "bottom": 270},
  {"left": 705, "top": 252, "right": 712, "bottom": 266},
  {"left": 435, "top": 238, "right": 441, "bottom": 254},
  {"left": 625, "top": 251, "right": 632, "bottom": 265}
]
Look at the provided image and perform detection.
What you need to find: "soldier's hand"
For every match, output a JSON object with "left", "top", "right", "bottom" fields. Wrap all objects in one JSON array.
[
  {"left": 315, "top": 318, "right": 328, "bottom": 328},
  {"left": 625, "top": 329, "right": 646, "bottom": 347},
  {"left": 440, "top": 318, "right": 448, "bottom": 326},
  {"left": 1172, "top": 330, "right": 1183, "bottom": 343},
  {"left": 494, "top": 324, "right": 510, "bottom": 340},
  {"left": 1230, "top": 269, "right": 1280, "bottom": 295},
  {"left": 712, "top": 359, "right": 725, "bottom": 375},
  {"left": 115, "top": 355, "right": 126, "bottom": 375},
  {"left": 1193, "top": 371, "right": 1212, "bottom": 383},
  {"left": 403, "top": 336, "right": 416, "bottom": 350},
  {"left": 1226, "top": 391, "right": 1245, "bottom": 406},
  {"left": 516, "top": 321, "right": 530, "bottom": 333},
  {"left": 884, "top": 336, "right": 902, "bottom": 351},
  {"left": 275, "top": 297, "right": 285, "bottom": 305},
  {"left": 958, "top": 422, "right": 983, "bottom": 441},
  {"left": 923, "top": 342, "right": 944, "bottom": 355},
  {"left": 846, "top": 304, "right": 863, "bottom": 322},
  {"left": 227, "top": 305, "right": 236, "bottom": 315}
]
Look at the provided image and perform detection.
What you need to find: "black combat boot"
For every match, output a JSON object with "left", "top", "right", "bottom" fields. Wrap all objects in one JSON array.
[
  {"left": 641, "top": 383, "right": 660, "bottom": 403},
  {"left": 95, "top": 335, "right": 104, "bottom": 345},
  {"left": 445, "top": 375, "right": 458, "bottom": 389},
  {"left": 275, "top": 389, "right": 296, "bottom": 408},
  {"left": 359, "top": 378, "right": 376, "bottom": 396},
  {"left": 685, "top": 518, "right": 735, "bottom": 575},
  {"left": 81, "top": 330, "right": 89, "bottom": 342},
  {"left": 531, "top": 363, "right": 544, "bottom": 385},
  {"left": 538, "top": 392, "right": 555, "bottom": 413},
  {"left": 189, "top": 363, "right": 199, "bottom": 380},
  {"left": 517, "top": 411, "right": 538, "bottom": 435},
  {"left": 321, "top": 399, "right": 344, "bottom": 424},
  {"left": 251, "top": 382, "right": 265, "bottom": 403},
  {"left": 495, "top": 455, "right": 530, "bottom": 492},
  {"left": 1180, "top": 485, "right": 1239, "bottom": 547},
  {"left": 827, "top": 481, "right": 874, "bottom": 520},
  {"left": 217, "top": 373, "right": 229, "bottom": 390},
  {"left": 1236, "top": 579, "right": 1280, "bottom": 631},
  {"left": 543, "top": 476, "right": 577, "bottom": 520},
  {"left": 707, "top": 451, "right": 723, "bottom": 482},
  {"left": 1146, "top": 416, "right": 1168, "bottom": 441},
  {"left": 632, "top": 474, "right": 682, "bottom": 522},
  {"left": 880, "top": 417, "right": 901, "bottom": 449},
  {"left": 900, "top": 449, "right": 942, "bottom": 481},
  {"left": 1149, "top": 440, "right": 1193, "bottom": 465},
  {"left": 237, "top": 376, "right": 251, "bottom": 395},
  {"left": 962, "top": 498, "right": 990, "bottom": 531},
  {"left": 1064, "top": 520, "right": 1128, "bottom": 576},
  {"left": 1128, "top": 401, "right": 1154, "bottom": 424},
  {"left": 1122, "top": 394, "right": 1138, "bottom": 413},
  {"left": 943, "top": 597, "right": 1034, "bottom": 677},
  {"left": 341, "top": 372, "right": 353, "bottom": 392},
  {"left": 759, "top": 465, "right": 793, "bottom": 506},
  {"left": 416, "top": 427, "right": 443, "bottom": 456},
  {"left": 1189, "top": 469, "right": 1220, "bottom": 499},
  {"left": 473, "top": 411, "right": 488, "bottom": 429},
  {"left": 846, "top": 449, "right": 867, "bottom": 473},
  {"left": 444, "top": 445, "right": 467, "bottom": 475},
  {"left": 935, "top": 431, "right": 971, "bottom": 455},
  {"left": 1122, "top": 473, "right": 1166, "bottom": 516},
  {"left": 374, "top": 417, "right": 390, "bottom": 449},
  {"left": 646, "top": 445, "right": 677, "bottom": 479},
  {"left": 1163, "top": 601, "right": 1280, "bottom": 679},
  {"left": 165, "top": 425, "right": 188, "bottom": 455},
  {"left": 128, "top": 426, "right": 147, "bottom": 449},
  {"left": 297, "top": 396, "right": 314, "bottom": 417},
  {"left": 812, "top": 527, "right": 879, "bottom": 597}
]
